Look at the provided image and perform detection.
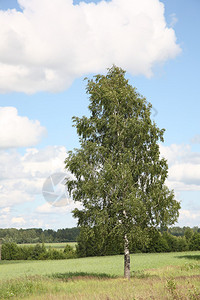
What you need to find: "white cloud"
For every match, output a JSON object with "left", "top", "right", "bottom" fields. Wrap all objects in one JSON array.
[
  {"left": 160, "top": 143, "right": 200, "bottom": 191},
  {"left": 169, "top": 13, "right": 178, "bottom": 28},
  {"left": 0, "top": 189, "right": 34, "bottom": 208},
  {"left": 169, "top": 164, "right": 200, "bottom": 186},
  {"left": 0, "top": 107, "right": 47, "bottom": 148},
  {"left": 11, "top": 217, "right": 26, "bottom": 225},
  {"left": 0, "top": 145, "right": 69, "bottom": 209},
  {"left": 178, "top": 210, "right": 200, "bottom": 227},
  {"left": 0, "top": 211, "right": 46, "bottom": 228},
  {"left": 159, "top": 144, "right": 192, "bottom": 165},
  {"left": 1, "top": 207, "right": 10, "bottom": 214},
  {"left": 191, "top": 134, "right": 200, "bottom": 144},
  {"left": 36, "top": 201, "right": 81, "bottom": 214},
  {"left": 1, "top": 141, "right": 200, "bottom": 228},
  {"left": 0, "top": 0, "right": 181, "bottom": 93},
  {"left": 0, "top": 143, "right": 81, "bottom": 228}
]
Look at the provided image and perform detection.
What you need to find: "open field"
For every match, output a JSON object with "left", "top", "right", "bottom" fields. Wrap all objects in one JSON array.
[
  {"left": 0, "top": 251, "right": 200, "bottom": 299},
  {"left": 1, "top": 251, "right": 200, "bottom": 280},
  {"left": 17, "top": 242, "right": 77, "bottom": 250}
]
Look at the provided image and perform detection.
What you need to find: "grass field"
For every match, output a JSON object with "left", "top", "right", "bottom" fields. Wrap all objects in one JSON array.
[
  {"left": 17, "top": 242, "right": 77, "bottom": 250},
  {"left": 1, "top": 251, "right": 200, "bottom": 299}
]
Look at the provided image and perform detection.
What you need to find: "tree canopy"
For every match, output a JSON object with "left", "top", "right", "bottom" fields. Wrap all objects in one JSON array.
[{"left": 65, "top": 66, "right": 180, "bottom": 278}]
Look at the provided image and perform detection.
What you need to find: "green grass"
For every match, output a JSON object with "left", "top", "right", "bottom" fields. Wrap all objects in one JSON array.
[
  {"left": 1, "top": 270, "right": 200, "bottom": 299},
  {"left": 1, "top": 251, "right": 200, "bottom": 280},
  {"left": 44, "top": 242, "right": 77, "bottom": 249},
  {"left": 17, "top": 242, "right": 77, "bottom": 250},
  {"left": 1, "top": 251, "right": 200, "bottom": 299}
]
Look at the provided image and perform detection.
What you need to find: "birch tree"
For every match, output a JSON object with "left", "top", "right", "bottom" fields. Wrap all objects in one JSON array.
[{"left": 65, "top": 66, "right": 180, "bottom": 279}]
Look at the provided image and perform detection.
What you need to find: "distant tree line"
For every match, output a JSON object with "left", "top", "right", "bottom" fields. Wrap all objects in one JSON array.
[
  {"left": 0, "top": 227, "right": 80, "bottom": 244},
  {"left": 1, "top": 226, "right": 200, "bottom": 260},
  {"left": 168, "top": 226, "right": 200, "bottom": 237}
]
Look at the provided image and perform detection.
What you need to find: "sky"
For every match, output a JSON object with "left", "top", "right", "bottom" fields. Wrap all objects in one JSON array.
[{"left": 0, "top": 0, "right": 200, "bottom": 230}]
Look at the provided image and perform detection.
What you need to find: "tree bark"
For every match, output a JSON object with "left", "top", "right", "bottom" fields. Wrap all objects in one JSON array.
[{"left": 124, "top": 233, "right": 130, "bottom": 279}]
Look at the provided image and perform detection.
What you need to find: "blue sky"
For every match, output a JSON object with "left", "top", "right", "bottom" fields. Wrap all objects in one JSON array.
[{"left": 0, "top": 0, "right": 200, "bottom": 229}]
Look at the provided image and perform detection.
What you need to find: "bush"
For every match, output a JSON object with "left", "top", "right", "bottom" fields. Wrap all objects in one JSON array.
[
  {"left": 45, "top": 248, "right": 66, "bottom": 260},
  {"left": 2, "top": 243, "right": 21, "bottom": 260},
  {"left": 162, "top": 233, "right": 180, "bottom": 252},
  {"left": 29, "top": 244, "right": 46, "bottom": 260},
  {"left": 155, "top": 236, "right": 170, "bottom": 253},
  {"left": 64, "top": 244, "right": 77, "bottom": 259},
  {"left": 189, "top": 233, "right": 200, "bottom": 250},
  {"left": 1, "top": 242, "right": 77, "bottom": 260},
  {"left": 177, "top": 236, "right": 189, "bottom": 251}
]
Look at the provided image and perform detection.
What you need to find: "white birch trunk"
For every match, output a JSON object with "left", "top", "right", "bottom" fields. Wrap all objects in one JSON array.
[{"left": 124, "top": 233, "right": 130, "bottom": 279}]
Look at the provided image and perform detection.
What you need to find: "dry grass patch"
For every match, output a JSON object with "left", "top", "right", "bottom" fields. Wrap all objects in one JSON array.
[{"left": 13, "top": 274, "right": 200, "bottom": 300}]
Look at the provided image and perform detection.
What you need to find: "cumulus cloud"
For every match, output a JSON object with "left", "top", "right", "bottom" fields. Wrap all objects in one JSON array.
[
  {"left": 0, "top": 145, "right": 69, "bottom": 209},
  {"left": 0, "top": 188, "right": 34, "bottom": 208},
  {"left": 36, "top": 201, "right": 82, "bottom": 214},
  {"left": 0, "top": 209, "right": 46, "bottom": 228},
  {"left": 0, "top": 0, "right": 181, "bottom": 93},
  {"left": 169, "top": 13, "right": 178, "bottom": 28},
  {"left": 0, "top": 145, "right": 79, "bottom": 228},
  {"left": 160, "top": 143, "right": 200, "bottom": 191},
  {"left": 169, "top": 164, "right": 200, "bottom": 186},
  {"left": 191, "top": 134, "right": 200, "bottom": 144},
  {"left": 1, "top": 207, "right": 10, "bottom": 214},
  {"left": 11, "top": 217, "right": 26, "bottom": 225},
  {"left": 178, "top": 210, "right": 200, "bottom": 227},
  {"left": 0, "top": 107, "right": 47, "bottom": 148},
  {"left": 1, "top": 141, "right": 200, "bottom": 228}
]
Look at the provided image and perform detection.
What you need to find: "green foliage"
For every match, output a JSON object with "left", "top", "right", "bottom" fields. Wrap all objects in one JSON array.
[
  {"left": 0, "top": 227, "right": 79, "bottom": 244},
  {"left": 146, "top": 231, "right": 170, "bottom": 253},
  {"left": 63, "top": 244, "right": 77, "bottom": 258},
  {"left": 2, "top": 243, "right": 21, "bottom": 260},
  {"left": 76, "top": 227, "right": 193, "bottom": 256},
  {"left": 184, "top": 228, "right": 194, "bottom": 242},
  {"left": 143, "top": 231, "right": 189, "bottom": 253},
  {"left": 65, "top": 66, "right": 180, "bottom": 265},
  {"left": 1, "top": 242, "right": 77, "bottom": 260},
  {"left": 189, "top": 233, "right": 200, "bottom": 251},
  {"left": 166, "top": 278, "right": 179, "bottom": 300},
  {"left": 177, "top": 236, "right": 189, "bottom": 251},
  {"left": 30, "top": 243, "right": 46, "bottom": 260},
  {"left": 76, "top": 226, "right": 123, "bottom": 257}
]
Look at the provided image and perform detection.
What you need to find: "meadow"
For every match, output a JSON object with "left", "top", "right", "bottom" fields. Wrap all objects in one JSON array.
[
  {"left": 18, "top": 242, "right": 77, "bottom": 250},
  {"left": 0, "top": 251, "right": 200, "bottom": 299}
]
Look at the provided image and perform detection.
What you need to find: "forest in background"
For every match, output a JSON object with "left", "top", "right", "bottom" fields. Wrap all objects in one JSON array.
[
  {"left": 0, "top": 226, "right": 200, "bottom": 244},
  {"left": 0, "top": 227, "right": 79, "bottom": 243},
  {"left": 1, "top": 226, "right": 200, "bottom": 260}
]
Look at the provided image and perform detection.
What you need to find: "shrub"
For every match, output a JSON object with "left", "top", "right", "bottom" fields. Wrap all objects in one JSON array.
[
  {"left": 64, "top": 244, "right": 77, "bottom": 258},
  {"left": 189, "top": 233, "right": 200, "bottom": 251},
  {"left": 2, "top": 243, "right": 21, "bottom": 260},
  {"left": 177, "top": 236, "right": 189, "bottom": 251},
  {"left": 1, "top": 242, "right": 77, "bottom": 260},
  {"left": 46, "top": 248, "right": 66, "bottom": 260},
  {"left": 29, "top": 244, "right": 46, "bottom": 260}
]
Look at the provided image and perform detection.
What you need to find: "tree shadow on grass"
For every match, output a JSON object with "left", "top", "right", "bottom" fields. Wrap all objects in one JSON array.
[
  {"left": 176, "top": 255, "right": 200, "bottom": 261},
  {"left": 50, "top": 271, "right": 157, "bottom": 281},
  {"left": 49, "top": 272, "right": 117, "bottom": 281}
]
